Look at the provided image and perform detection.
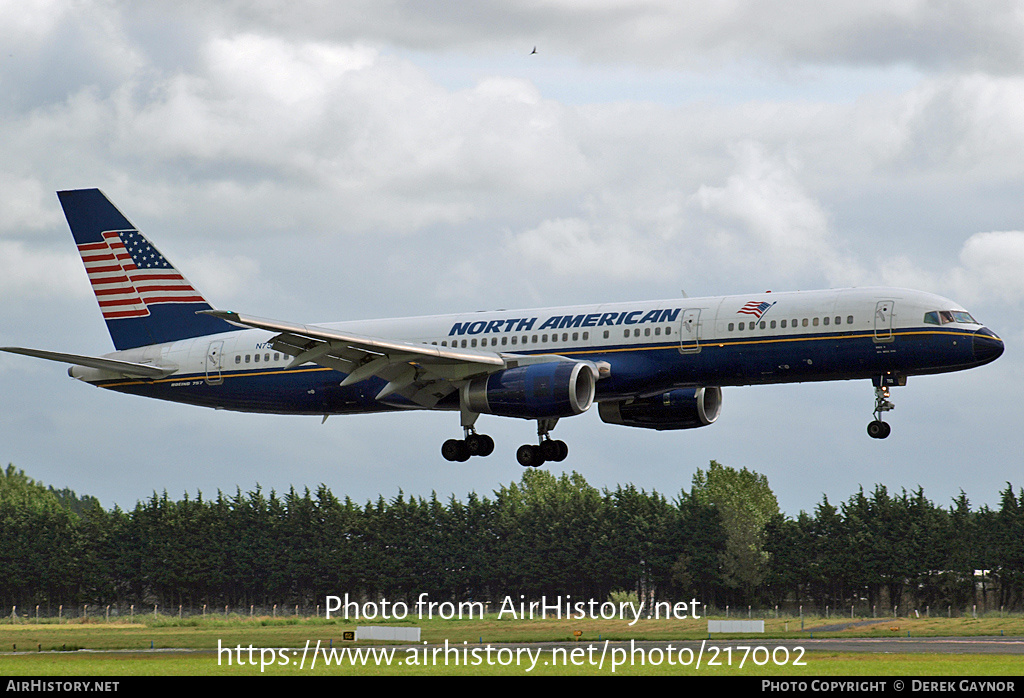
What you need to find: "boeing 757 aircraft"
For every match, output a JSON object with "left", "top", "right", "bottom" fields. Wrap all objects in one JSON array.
[{"left": 2, "top": 189, "right": 1004, "bottom": 466}]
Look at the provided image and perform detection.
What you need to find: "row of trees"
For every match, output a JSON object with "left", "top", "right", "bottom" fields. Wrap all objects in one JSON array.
[
  {"left": 766, "top": 485, "right": 1024, "bottom": 612},
  {"left": 2, "top": 462, "right": 1023, "bottom": 614}
]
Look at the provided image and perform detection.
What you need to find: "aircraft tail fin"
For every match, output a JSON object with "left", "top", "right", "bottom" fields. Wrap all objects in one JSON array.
[{"left": 57, "top": 188, "right": 238, "bottom": 351}]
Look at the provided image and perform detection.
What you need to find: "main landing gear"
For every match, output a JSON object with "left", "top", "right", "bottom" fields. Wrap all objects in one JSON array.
[
  {"left": 516, "top": 418, "right": 568, "bottom": 468},
  {"left": 441, "top": 427, "right": 495, "bottom": 462},
  {"left": 441, "top": 407, "right": 569, "bottom": 466},
  {"left": 867, "top": 384, "right": 894, "bottom": 439},
  {"left": 442, "top": 404, "right": 495, "bottom": 462}
]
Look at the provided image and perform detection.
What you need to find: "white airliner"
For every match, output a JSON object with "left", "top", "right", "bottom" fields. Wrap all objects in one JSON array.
[{"left": 2, "top": 189, "right": 1004, "bottom": 466}]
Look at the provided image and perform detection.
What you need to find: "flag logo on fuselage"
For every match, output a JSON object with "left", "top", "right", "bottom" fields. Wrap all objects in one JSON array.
[{"left": 737, "top": 300, "right": 775, "bottom": 320}]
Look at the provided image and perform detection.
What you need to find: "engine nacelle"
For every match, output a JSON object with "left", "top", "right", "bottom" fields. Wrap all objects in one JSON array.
[
  {"left": 463, "top": 362, "right": 595, "bottom": 420},
  {"left": 598, "top": 387, "right": 722, "bottom": 430}
]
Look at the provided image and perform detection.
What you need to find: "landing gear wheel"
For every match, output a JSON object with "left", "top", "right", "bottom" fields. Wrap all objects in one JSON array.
[
  {"left": 517, "top": 444, "right": 545, "bottom": 467},
  {"left": 541, "top": 439, "right": 568, "bottom": 462},
  {"left": 466, "top": 433, "right": 495, "bottom": 457},
  {"left": 520, "top": 418, "right": 565, "bottom": 466},
  {"left": 442, "top": 439, "right": 470, "bottom": 462},
  {"left": 867, "top": 420, "right": 891, "bottom": 439},
  {"left": 444, "top": 428, "right": 494, "bottom": 462}
]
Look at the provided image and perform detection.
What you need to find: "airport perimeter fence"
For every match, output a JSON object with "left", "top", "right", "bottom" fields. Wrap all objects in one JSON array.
[
  {"left": 5, "top": 601, "right": 1023, "bottom": 624},
  {"left": 702, "top": 603, "right": 1022, "bottom": 621},
  {"left": 4, "top": 602, "right": 342, "bottom": 624}
]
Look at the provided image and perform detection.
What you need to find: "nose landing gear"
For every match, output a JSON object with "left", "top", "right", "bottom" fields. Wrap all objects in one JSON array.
[{"left": 867, "top": 384, "right": 894, "bottom": 439}]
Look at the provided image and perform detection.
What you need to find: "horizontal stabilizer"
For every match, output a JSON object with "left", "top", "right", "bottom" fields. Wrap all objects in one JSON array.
[{"left": 0, "top": 347, "right": 175, "bottom": 378}]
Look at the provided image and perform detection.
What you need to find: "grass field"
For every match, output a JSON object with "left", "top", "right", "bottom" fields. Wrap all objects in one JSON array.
[
  {"left": 1, "top": 649, "right": 1021, "bottom": 676},
  {"left": 1, "top": 614, "right": 1022, "bottom": 676}
]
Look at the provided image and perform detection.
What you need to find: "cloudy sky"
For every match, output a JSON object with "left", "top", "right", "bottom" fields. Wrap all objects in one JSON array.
[{"left": 2, "top": 1, "right": 1022, "bottom": 515}]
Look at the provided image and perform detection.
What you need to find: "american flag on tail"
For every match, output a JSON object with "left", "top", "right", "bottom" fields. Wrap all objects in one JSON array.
[
  {"left": 77, "top": 229, "right": 206, "bottom": 320},
  {"left": 737, "top": 300, "right": 775, "bottom": 319}
]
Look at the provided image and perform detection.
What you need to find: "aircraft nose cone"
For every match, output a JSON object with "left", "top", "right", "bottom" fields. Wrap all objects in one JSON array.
[{"left": 973, "top": 327, "right": 1004, "bottom": 364}]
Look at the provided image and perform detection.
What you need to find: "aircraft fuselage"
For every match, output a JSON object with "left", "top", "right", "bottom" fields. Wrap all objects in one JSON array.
[{"left": 72, "top": 286, "right": 1001, "bottom": 417}]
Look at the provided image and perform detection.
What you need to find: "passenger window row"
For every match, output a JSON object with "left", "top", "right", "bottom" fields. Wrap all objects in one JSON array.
[
  {"left": 231, "top": 323, "right": 687, "bottom": 365},
  {"left": 429, "top": 325, "right": 676, "bottom": 349},
  {"left": 726, "top": 316, "right": 855, "bottom": 332},
  {"left": 623, "top": 326, "right": 673, "bottom": 338},
  {"left": 235, "top": 352, "right": 283, "bottom": 365},
  {"left": 226, "top": 314, "right": 861, "bottom": 366},
  {"left": 435, "top": 332, "right": 591, "bottom": 348}
]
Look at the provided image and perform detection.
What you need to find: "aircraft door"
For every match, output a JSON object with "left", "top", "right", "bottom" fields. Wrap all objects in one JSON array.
[
  {"left": 205, "top": 340, "right": 224, "bottom": 385},
  {"left": 873, "top": 300, "right": 895, "bottom": 343},
  {"left": 679, "top": 309, "right": 701, "bottom": 353}
]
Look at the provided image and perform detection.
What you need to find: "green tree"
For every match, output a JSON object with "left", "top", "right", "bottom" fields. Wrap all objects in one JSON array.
[
  {"left": 491, "top": 470, "right": 604, "bottom": 597},
  {"left": 690, "top": 460, "right": 779, "bottom": 599},
  {"left": 0, "top": 465, "right": 82, "bottom": 609}
]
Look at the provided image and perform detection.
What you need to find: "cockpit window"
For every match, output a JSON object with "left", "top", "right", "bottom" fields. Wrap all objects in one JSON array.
[{"left": 924, "top": 310, "right": 979, "bottom": 326}]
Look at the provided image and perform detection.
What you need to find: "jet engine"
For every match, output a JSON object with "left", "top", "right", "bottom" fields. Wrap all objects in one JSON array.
[
  {"left": 598, "top": 387, "right": 722, "bottom": 430},
  {"left": 463, "top": 361, "right": 595, "bottom": 420}
]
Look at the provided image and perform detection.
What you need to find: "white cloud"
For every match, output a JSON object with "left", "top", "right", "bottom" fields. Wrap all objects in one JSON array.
[
  {"left": 951, "top": 231, "right": 1024, "bottom": 304},
  {"left": 56, "top": 31, "right": 589, "bottom": 237},
  {"left": 3, "top": 18, "right": 1020, "bottom": 309},
  {"left": 879, "top": 74, "right": 1024, "bottom": 175},
  {"left": 875, "top": 231, "right": 1024, "bottom": 307},
  {"left": 506, "top": 216, "right": 672, "bottom": 282},
  {"left": 876, "top": 255, "right": 940, "bottom": 297},
  {"left": 0, "top": 240, "right": 87, "bottom": 299},
  {"left": 179, "top": 253, "right": 261, "bottom": 303},
  {"left": 0, "top": 0, "right": 68, "bottom": 45},
  {"left": 0, "top": 175, "right": 63, "bottom": 233},
  {"left": 205, "top": 34, "right": 377, "bottom": 108},
  {"left": 690, "top": 143, "right": 862, "bottom": 287},
  {"left": 171, "top": 1, "right": 1024, "bottom": 72},
  {"left": 471, "top": 76, "right": 541, "bottom": 105}
]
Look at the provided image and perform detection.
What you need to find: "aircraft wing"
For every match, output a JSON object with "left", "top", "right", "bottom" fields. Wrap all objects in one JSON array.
[
  {"left": 202, "top": 309, "right": 514, "bottom": 407},
  {"left": 0, "top": 347, "right": 175, "bottom": 378}
]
